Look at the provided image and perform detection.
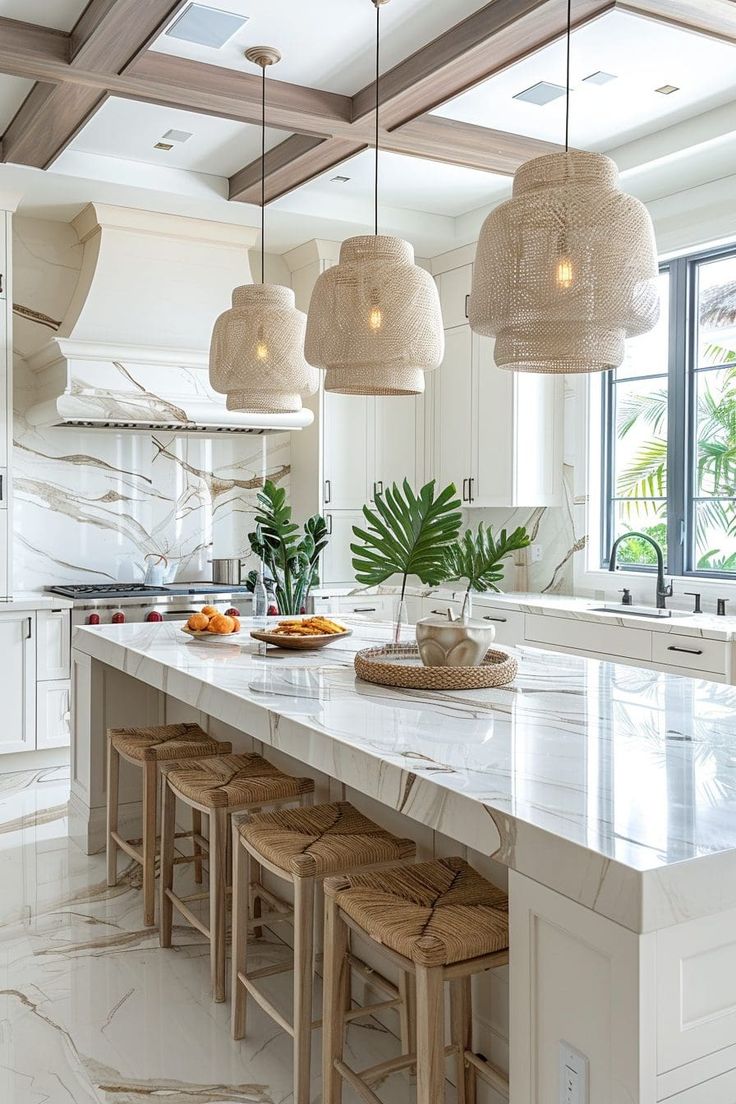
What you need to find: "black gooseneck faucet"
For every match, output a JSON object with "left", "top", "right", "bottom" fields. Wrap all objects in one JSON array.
[{"left": 608, "top": 532, "right": 673, "bottom": 610}]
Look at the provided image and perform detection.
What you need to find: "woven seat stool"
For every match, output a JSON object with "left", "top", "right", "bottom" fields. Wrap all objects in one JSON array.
[
  {"left": 231, "top": 801, "right": 417, "bottom": 1104},
  {"left": 159, "top": 753, "right": 314, "bottom": 1002},
  {"left": 106, "top": 722, "right": 229, "bottom": 927},
  {"left": 322, "top": 856, "right": 510, "bottom": 1104}
]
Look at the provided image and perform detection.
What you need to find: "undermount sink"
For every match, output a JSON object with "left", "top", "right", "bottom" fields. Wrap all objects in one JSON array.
[{"left": 589, "top": 605, "right": 693, "bottom": 619}]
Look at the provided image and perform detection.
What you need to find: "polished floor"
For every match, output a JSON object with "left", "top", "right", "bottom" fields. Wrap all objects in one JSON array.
[{"left": 0, "top": 766, "right": 415, "bottom": 1103}]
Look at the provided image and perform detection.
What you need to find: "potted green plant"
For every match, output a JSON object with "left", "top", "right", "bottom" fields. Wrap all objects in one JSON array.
[
  {"left": 247, "top": 480, "right": 329, "bottom": 616},
  {"left": 351, "top": 479, "right": 462, "bottom": 641},
  {"left": 443, "top": 522, "right": 530, "bottom": 621}
]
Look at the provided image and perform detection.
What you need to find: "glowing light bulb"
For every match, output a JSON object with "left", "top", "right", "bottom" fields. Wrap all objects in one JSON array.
[
  {"left": 369, "top": 305, "right": 383, "bottom": 331},
  {"left": 256, "top": 341, "right": 269, "bottom": 360},
  {"left": 556, "top": 258, "right": 574, "bottom": 289}
]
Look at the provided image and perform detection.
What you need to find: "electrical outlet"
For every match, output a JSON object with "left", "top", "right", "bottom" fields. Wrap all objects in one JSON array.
[
  {"left": 559, "top": 1042, "right": 588, "bottom": 1104},
  {"left": 530, "top": 543, "right": 543, "bottom": 563}
]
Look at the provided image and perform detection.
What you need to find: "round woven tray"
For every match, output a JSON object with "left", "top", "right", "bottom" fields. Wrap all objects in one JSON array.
[{"left": 354, "top": 643, "right": 518, "bottom": 690}]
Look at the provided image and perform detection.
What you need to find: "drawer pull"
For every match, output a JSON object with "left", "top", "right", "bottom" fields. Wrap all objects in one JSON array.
[
  {"left": 431, "top": 608, "right": 454, "bottom": 615},
  {"left": 667, "top": 645, "right": 704, "bottom": 655},
  {"left": 483, "top": 615, "right": 508, "bottom": 623},
  {"left": 353, "top": 606, "right": 377, "bottom": 612}
]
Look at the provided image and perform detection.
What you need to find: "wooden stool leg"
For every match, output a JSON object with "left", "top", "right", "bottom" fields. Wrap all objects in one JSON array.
[
  {"left": 293, "top": 875, "right": 315, "bottom": 1104},
  {"left": 416, "top": 965, "right": 446, "bottom": 1104},
  {"left": 450, "top": 977, "right": 475, "bottom": 1104},
  {"left": 209, "top": 807, "right": 228, "bottom": 1002},
  {"left": 142, "top": 760, "right": 157, "bottom": 927},
  {"left": 192, "top": 809, "right": 203, "bottom": 884},
  {"left": 106, "top": 736, "right": 120, "bottom": 887},
  {"left": 398, "top": 971, "right": 416, "bottom": 1064},
  {"left": 159, "top": 776, "right": 176, "bottom": 948},
  {"left": 322, "top": 893, "right": 348, "bottom": 1104},
  {"left": 231, "top": 831, "right": 250, "bottom": 1040},
  {"left": 251, "top": 857, "right": 263, "bottom": 940}
]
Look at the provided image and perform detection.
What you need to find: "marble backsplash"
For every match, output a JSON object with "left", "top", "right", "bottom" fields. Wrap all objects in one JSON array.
[{"left": 12, "top": 216, "right": 288, "bottom": 590}]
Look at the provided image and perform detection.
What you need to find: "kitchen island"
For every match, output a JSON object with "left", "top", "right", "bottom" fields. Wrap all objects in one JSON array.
[{"left": 71, "top": 617, "right": 736, "bottom": 1103}]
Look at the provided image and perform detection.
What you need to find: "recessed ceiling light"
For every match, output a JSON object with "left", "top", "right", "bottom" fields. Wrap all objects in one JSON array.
[
  {"left": 655, "top": 83, "right": 680, "bottom": 95},
  {"left": 154, "top": 142, "right": 174, "bottom": 151},
  {"left": 513, "top": 81, "right": 568, "bottom": 106},
  {"left": 582, "top": 70, "right": 617, "bottom": 85},
  {"left": 162, "top": 129, "right": 193, "bottom": 143},
  {"left": 331, "top": 175, "right": 351, "bottom": 183},
  {"left": 165, "top": 3, "right": 248, "bottom": 49}
]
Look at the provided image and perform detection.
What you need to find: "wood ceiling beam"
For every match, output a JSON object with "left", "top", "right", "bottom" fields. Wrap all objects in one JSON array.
[
  {"left": 1, "top": 1, "right": 187, "bottom": 169},
  {"left": 615, "top": 0, "right": 736, "bottom": 43},
  {"left": 229, "top": 135, "right": 367, "bottom": 205}
]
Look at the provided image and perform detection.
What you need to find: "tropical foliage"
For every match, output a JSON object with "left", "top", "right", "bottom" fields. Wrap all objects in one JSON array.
[
  {"left": 443, "top": 523, "right": 530, "bottom": 610},
  {"left": 248, "top": 480, "right": 329, "bottom": 615},
  {"left": 351, "top": 479, "right": 462, "bottom": 601}
]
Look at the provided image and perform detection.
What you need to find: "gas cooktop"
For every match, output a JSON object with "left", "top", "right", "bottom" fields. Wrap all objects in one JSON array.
[{"left": 46, "top": 582, "right": 252, "bottom": 600}]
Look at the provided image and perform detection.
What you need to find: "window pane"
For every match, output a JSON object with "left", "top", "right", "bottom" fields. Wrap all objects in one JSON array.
[
  {"left": 616, "top": 271, "right": 670, "bottom": 379},
  {"left": 613, "top": 378, "right": 668, "bottom": 499},
  {"left": 611, "top": 501, "right": 667, "bottom": 566},
  {"left": 697, "top": 253, "right": 736, "bottom": 369},
  {"left": 693, "top": 500, "right": 736, "bottom": 572},
  {"left": 694, "top": 366, "right": 736, "bottom": 497}
]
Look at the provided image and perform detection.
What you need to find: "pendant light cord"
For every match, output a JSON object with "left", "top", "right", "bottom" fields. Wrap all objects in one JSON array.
[
  {"left": 260, "top": 61, "right": 266, "bottom": 284},
  {"left": 564, "top": 0, "right": 571, "bottom": 152},
  {"left": 374, "top": 0, "right": 380, "bottom": 236}
]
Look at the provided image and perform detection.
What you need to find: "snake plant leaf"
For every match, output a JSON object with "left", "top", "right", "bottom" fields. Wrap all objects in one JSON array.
[
  {"left": 351, "top": 479, "right": 462, "bottom": 587},
  {"left": 444, "top": 523, "right": 530, "bottom": 593},
  {"left": 247, "top": 481, "right": 328, "bottom": 614}
]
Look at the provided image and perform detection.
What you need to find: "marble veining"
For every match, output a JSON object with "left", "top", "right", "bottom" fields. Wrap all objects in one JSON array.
[
  {"left": 73, "top": 618, "right": 736, "bottom": 932},
  {"left": 0, "top": 766, "right": 411, "bottom": 1104}
]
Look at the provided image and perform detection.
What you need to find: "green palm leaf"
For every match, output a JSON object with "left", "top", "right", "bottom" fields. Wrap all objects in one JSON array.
[
  {"left": 444, "top": 523, "right": 530, "bottom": 597},
  {"left": 351, "top": 479, "right": 462, "bottom": 594}
]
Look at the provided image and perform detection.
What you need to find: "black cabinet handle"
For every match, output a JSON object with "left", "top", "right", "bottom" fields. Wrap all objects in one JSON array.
[
  {"left": 0, "top": 273, "right": 3, "bottom": 294},
  {"left": 353, "top": 606, "right": 377, "bottom": 613},
  {"left": 324, "top": 479, "right": 331, "bottom": 504},
  {"left": 326, "top": 514, "right": 333, "bottom": 535},
  {"left": 0, "top": 473, "right": 3, "bottom": 501},
  {"left": 464, "top": 293, "right": 470, "bottom": 319},
  {"left": 462, "top": 478, "right": 469, "bottom": 502},
  {"left": 667, "top": 645, "right": 703, "bottom": 655},
  {"left": 483, "top": 615, "right": 508, "bottom": 623},
  {"left": 468, "top": 477, "right": 475, "bottom": 503},
  {"left": 431, "top": 608, "right": 453, "bottom": 615}
]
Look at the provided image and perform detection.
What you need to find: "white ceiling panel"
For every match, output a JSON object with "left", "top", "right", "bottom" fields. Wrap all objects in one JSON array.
[
  {"left": 0, "top": 73, "right": 33, "bottom": 131},
  {"left": 149, "top": 0, "right": 493, "bottom": 94},
  {"left": 67, "top": 96, "right": 287, "bottom": 177},
  {"left": 433, "top": 10, "right": 736, "bottom": 152},
  {"left": 274, "top": 149, "right": 511, "bottom": 220},
  {"left": 0, "top": 0, "right": 87, "bottom": 30}
]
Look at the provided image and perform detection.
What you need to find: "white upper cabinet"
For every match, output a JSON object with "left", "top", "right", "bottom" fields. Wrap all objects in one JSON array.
[
  {"left": 323, "top": 391, "right": 370, "bottom": 510},
  {"left": 373, "top": 395, "right": 421, "bottom": 495},
  {"left": 431, "top": 262, "right": 563, "bottom": 508}
]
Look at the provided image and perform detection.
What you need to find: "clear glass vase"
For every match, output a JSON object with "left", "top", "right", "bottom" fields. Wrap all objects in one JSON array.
[
  {"left": 460, "top": 590, "right": 473, "bottom": 623},
  {"left": 393, "top": 597, "right": 409, "bottom": 645}
]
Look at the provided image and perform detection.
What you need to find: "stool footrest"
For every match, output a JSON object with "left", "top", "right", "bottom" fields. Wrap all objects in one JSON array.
[
  {"left": 166, "top": 889, "right": 210, "bottom": 940},
  {"left": 464, "top": 1050, "right": 509, "bottom": 1097},
  {"left": 355, "top": 1044, "right": 455, "bottom": 1086},
  {"left": 239, "top": 973, "right": 294, "bottom": 1038},
  {"left": 343, "top": 997, "right": 402, "bottom": 1023}
]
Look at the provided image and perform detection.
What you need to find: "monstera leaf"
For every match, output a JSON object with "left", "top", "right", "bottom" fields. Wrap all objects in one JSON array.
[
  {"left": 444, "top": 522, "right": 530, "bottom": 610},
  {"left": 248, "top": 480, "right": 329, "bottom": 614},
  {"left": 351, "top": 479, "right": 462, "bottom": 597}
]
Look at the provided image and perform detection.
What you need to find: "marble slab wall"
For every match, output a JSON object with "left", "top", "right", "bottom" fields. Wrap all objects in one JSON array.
[{"left": 12, "top": 216, "right": 289, "bottom": 589}]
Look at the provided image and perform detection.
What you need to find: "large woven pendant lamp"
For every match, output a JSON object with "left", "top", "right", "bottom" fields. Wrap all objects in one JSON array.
[
  {"left": 304, "top": 0, "right": 444, "bottom": 396},
  {"left": 209, "top": 47, "right": 318, "bottom": 413},
  {"left": 468, "top": 0, "right": 659, "bottom": 373}
]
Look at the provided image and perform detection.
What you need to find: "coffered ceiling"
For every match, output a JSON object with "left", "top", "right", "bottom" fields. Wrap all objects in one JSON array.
[{"left": 0, "top": 0, "right": 734, "bottom": 252}]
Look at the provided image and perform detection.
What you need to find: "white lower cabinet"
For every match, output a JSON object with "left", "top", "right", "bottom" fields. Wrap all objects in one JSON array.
[
  {"left": 37, "top": 609, "right": 71, "bottom": 680},
  {"left": 322, "top": 512, "right": 363, "bottom": 586},
  {"left": 37, "top": 680, "right": 71, "bottom": 749},
  {"left": 0, "top": 611, "right": 36, "bottom": 754}
]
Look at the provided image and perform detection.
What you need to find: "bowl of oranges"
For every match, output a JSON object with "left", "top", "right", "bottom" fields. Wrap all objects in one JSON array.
[{"left": 182, "top": 605, "right": 243, "bottom": 641}]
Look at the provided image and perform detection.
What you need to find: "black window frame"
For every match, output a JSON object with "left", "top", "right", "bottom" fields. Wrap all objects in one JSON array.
[{"left": 601, "top": 242, "right": 736, "bottom": 579}]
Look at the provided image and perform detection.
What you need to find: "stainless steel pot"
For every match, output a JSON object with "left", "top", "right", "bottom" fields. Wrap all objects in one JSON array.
[{"left": 210, "top": 557, "right": 246, "bottom": 585}]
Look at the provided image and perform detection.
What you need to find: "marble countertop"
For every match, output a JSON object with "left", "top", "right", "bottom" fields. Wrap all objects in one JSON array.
[
  {"left": 72, "top": 616, "right": 736, "bottom": 934},
  {"left": 0, "top": 592, "right": 73, "bottom": 611}
]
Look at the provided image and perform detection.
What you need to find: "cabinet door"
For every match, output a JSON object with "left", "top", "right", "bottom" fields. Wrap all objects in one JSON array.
[
  {"left": 374, "top": 395, "right": 419, "bottom": 495},
  {"left": 323, "top": 392, "right": 370, "bottom": 510},
  {"left": 0, "top": 512, "right": 7, "bottom": 600},
  {"left": 37, "top": 680, "right": 71, "bottom": 749},
  {"left": 434, "top": 326, "right": 473, "bottom": 501},
  {"left": 471, "top": 333, "right": 514, "bottom": 506},
  {"left": 0, "top": 310, "right": 7, "bottom": 492},
  {"left": 438, "top": 265, "right": 472, "bottom": 329},
  {"left": 0, "top": 612, "right": 36, "bottom": 754},
  {"left": 37, "top": 609, "right": 71, "bottom": 680},
  {"left": 0, "top": 215, "right": 6, "bottom": 300},
  {"left": 512, "top": 373, "right": 563, "bottom": 506},
  {"left": 322, "top": 511, "right": 363, "bottom": 585}
]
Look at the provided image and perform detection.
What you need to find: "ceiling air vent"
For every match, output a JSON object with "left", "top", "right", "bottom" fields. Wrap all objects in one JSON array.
[
  {"left": 583, "top": 70, "right": 617, "bottom": 85},
  {"left": 513, "top": 81, "right": 568, "bottom": 106},
  {"left": 165, "top": 3, "right": 249, "bottom": 49}
]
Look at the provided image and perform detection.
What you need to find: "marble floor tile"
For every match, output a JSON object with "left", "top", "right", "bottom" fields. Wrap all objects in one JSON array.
[{"left": 0, "top": 767, "right": 427, "bottom": 1104}]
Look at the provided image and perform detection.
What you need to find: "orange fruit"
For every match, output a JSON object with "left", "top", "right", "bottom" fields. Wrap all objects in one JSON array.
[
  {"left": 201, "top": 605, "right": 219, "bottom": 617},
  {"left": 187, "top": 612, "right": 209, "bottom": 631},
  {"left": 208, "top": 613, "right": 235, "bottom": 635}
]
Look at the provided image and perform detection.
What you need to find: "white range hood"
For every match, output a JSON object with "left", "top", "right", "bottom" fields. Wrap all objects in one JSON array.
[{"left": 25, "top": 203, "right": 313, "bottom": 434}]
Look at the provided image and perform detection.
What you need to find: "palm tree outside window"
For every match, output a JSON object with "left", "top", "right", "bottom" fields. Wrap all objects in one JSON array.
[{"left": 602, "top": 244, "right": 736, "bottom": 578}]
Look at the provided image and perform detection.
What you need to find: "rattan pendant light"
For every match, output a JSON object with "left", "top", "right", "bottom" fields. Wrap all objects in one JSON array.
[
  {"left": 209, "top": 47, "right": 318, "bottom": 413},
  {"left": 304, "top": 0, "right": 444, "bottom": 395},
  {"left": 468, "top": 0, "right": 659, "bottom": 374}
]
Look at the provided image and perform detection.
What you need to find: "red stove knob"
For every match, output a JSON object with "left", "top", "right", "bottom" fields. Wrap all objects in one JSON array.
[
  {"left": 225, "top": 607, "right": 240, "bottom": 618},
  {"left": 267, "top": 604, "right": 279, "bottom": 616},
  {"left": 111, "top": 611, "right": 125, "bottom": 624},
  {"left": 146, "top": 611, "right": 163, "bottom": 622},
  {"left": 87, "top": 613, "right": 100, "bottom": 625}
]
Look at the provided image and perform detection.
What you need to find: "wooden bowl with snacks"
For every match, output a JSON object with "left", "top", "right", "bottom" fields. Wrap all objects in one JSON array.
[{"left": 250, "top": 616, "right": 352, "bottom": 650}]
